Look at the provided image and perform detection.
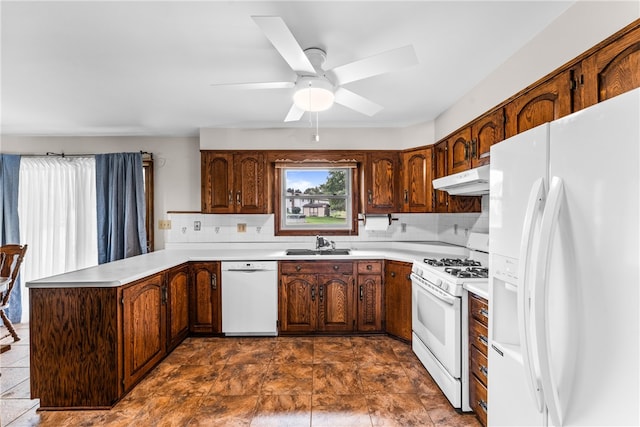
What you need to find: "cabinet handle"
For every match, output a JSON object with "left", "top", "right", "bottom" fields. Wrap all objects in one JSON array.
[
  {"left": 359, "top": 285, "right": 364, "bottom": 301},
  {"left": 161, "top": 285, "right": 167, "bottom": 305},
  {"left": 479, "top": 365, "right": 488, "bottom": 376},
  {"left": 464, "top": 142, "right": 469, "bottom": 160},
  {"left": 211, "top": 274, "right": 217, "bottom": 290},
  {"left": 478, "top": 335, "right": 488, "bottom": 346},
  {"left": 311, "top": 286, "right": 316, "bottom": 301},
  {"left": 236, "top": 191, "right": 241, "bottom": 205},
  {"left": 333, "top": 265, "right": 339, "bottom": 271},
  {"left": 479, "top": 308, "right": 489, "bottom": 319},
  {"left": 406, "top": 274, "right": 411, "bottom": 281},
  {"left": 478, "top": 399, "right": 488, "bottom": 412},
  {"left": 366, "top": 264, "right": 373, "bottom": 271},
  {"left": 228, "top": 190, "right": 233, "bottom": 205},
  {"left": 296, "top": 265, "right": 302, "bottom": 272},
  {"left": 390, "top": 271, "right": 396, "bottom": 278},
  {"left": 404, "top": 189, "right": 408, "bottom": 203},
  {"left": 319, "top": 286, "right": 324, "bottom": 303},
  {"left": 471, "top": 139, "right": 477, "bottom": 159},
  {"left": 367, "top": 189, "right": 373, "bottom": 204}
]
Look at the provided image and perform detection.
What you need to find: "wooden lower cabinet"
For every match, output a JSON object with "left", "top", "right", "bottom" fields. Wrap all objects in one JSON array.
[
  {"left": 468, "top": 292, "right": 489, "bottom": 426},
  {"left": 384, "top": 260, "right": 412, "bottom": 342},
  {"left": 279, "top": 260, "right": 388, "bottom": 335},
  {"left": 122, "top": 274, "right": 167, "bottom": 392},
  {"left": 29, "top": 270, "right": 193, "bottom": 409},
  {"left": 189, "top": 261, "right": 221, "bottom": 334},
  {"left": 355, "top": 261, "right": 384, "bottom": 332},
  {"left": 166, "top": 263, "right": 190, "bottom": 351}
]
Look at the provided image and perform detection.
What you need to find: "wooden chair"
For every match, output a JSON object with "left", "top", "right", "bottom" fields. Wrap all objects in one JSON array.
[{"left": 0, "top": 244, "right": 28, "bottom": 343}]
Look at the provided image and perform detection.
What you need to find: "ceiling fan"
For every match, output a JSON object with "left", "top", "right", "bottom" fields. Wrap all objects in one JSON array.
[{"left": 212, "top": 16, "right": 419, "bottom": 122}]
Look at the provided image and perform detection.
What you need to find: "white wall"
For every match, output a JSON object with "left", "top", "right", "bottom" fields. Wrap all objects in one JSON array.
[
  {"left": 200, "top": 120, "right": 436, "bottom": 150},
  {"left": 0, "top": 135, "right": 201, "bottom": 250},
  {"left": 435, "top": 0, "right": 640, "bottom": 140}
]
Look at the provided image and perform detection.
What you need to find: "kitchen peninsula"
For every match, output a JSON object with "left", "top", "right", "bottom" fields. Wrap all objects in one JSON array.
[{"left": 27, "top": 241, "right": 468, "bottom": 409}]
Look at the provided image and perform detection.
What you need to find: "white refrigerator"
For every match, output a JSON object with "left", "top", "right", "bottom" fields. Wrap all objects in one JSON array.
[{"left": 488, "top": 88, "right": 639, "bottom": 426}]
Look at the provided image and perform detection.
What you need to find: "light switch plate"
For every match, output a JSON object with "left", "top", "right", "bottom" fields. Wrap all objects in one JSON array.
[
  {"left": 237, "top": 223, "right": 247, "bottom": 233},
  {"left": 159, "top": 220, "right": 171, "bottom": 230}
]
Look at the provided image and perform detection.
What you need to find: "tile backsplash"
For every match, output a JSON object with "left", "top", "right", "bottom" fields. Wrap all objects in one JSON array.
[{"left": 164, "top": 195, "right": 489, "bottom": 246}]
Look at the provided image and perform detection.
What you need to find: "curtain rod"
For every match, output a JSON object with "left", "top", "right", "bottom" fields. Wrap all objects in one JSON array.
[{"left": 18, "top": 151, "right": 152, "bottom": 159}]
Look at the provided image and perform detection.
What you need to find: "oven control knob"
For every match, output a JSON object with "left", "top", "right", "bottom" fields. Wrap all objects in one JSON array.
[
  {"left": 442, "top": 283, "right": 449, "bottom": 291},
  {"left": 434, "top": 278, "right": 442, "bottom": 288}
]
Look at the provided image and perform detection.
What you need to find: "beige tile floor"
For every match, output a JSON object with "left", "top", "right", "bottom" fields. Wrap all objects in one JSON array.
[{"left": 1, "top": 323, "right": 481, "bottom": 426}]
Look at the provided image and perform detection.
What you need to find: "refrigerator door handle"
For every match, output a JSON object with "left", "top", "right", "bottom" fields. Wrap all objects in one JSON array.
[
  {"left": 517, "top": 177, "right": 545, "bottom": 412},
  {"left": 533, "top": 176, "right": 565, "bottom": 427}
]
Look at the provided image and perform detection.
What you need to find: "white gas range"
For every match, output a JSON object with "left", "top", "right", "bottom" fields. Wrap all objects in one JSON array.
[{"left": 411, "top": 232, "right": 489, "bottom": 412}]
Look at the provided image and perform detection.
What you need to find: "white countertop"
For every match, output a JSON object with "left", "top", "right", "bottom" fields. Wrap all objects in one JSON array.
[{"left": 27, "top": 241, "right": 469, "bottom": 288}]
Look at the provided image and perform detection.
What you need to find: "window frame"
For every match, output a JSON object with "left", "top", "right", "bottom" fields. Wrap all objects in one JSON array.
[{"left": 274, "top": 164, "right": 359, "bottom": 236}]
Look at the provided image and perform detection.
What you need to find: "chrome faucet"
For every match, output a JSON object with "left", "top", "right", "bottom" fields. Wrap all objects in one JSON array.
[{"left": 315, "top": 235, "right": 334, "bottom": 251}]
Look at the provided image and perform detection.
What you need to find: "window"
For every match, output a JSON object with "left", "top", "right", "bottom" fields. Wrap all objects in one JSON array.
[{"left": 276, "top": 164, "right": 358, "bottom": 235}]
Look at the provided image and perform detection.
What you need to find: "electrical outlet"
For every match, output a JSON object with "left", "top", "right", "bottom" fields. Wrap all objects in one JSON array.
[
  {"left": 237, "top": 223, "right": 247, "bottom": 233},
  {"left": 194, "top": 221, "right": 201, "bottom": 231},
  {"left": 159, "top": 220, "right": 171, "bottom": 230},
  {"left": 401, "top": 223, "right": 407, "bottom": 232}
]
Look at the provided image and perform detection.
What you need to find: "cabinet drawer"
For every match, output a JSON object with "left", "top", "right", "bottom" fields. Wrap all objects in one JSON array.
[
  {"left": 469, "top": 318, "right": 489, "bottom": 354},
  {"left": 357, "top": 261, "right": 382, "bottom": 274},
  {"left": 280, "top": 261, "right": 353, "bottom": 275},
  {"left": 470, "top": 345, "right": 488, "bottom": 386},
  {"left": 469, "top": 375, "right": 488, "bottom": 426},
  {"left": 469, "top": 293, "right": 489, "bottom": 326}
]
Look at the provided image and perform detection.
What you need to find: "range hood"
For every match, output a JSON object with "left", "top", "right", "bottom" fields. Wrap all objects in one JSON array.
[{"left": 432, "top": 164, "right": 490, "bottom": 196}]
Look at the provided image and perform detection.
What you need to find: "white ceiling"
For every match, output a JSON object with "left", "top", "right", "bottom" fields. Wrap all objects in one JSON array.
[{"left": 1, "top": 1, "right": 575, "bottom": 137}]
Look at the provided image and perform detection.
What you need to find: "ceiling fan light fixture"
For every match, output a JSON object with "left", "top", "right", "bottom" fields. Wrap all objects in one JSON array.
[{"left": 293, "top": 77, "right": 335, "bottom": 112}]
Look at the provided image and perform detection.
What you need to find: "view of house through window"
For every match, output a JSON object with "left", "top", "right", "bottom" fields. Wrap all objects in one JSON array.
[{"left": 281, "top": 167, "right": 352, "bottom": 230}]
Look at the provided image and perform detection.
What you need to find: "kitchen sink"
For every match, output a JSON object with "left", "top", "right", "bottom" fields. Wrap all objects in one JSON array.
[
  {"left": 285, "top": 249, "right": 351, "bottom": 256},
  {"left": 285, "top": 249, "right": 318, "bottom": 256},
  {"left": 318, "top": 249, "right": 351, "bottom": 255}
]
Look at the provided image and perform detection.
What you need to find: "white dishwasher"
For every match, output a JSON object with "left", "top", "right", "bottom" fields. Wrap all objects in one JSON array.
[{"left": 221, "top": 261, "right": 278, "bottom": 336}]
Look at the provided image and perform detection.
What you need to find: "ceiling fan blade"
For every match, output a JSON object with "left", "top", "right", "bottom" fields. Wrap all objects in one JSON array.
[
  {"left": 330, "top": 45, "right": 418, "bottom": 85},
  {"left": 252, "top": 16, "right": 316, "bottom": 75},
  {"left": 334, "top": 88, "right": 383, "bottom": 117},
  {"left": 284, "top": 104, "right": 305, "bottom": 122},
  {"left": 210, "top": 81, "right": 294, "bottom": 90}
]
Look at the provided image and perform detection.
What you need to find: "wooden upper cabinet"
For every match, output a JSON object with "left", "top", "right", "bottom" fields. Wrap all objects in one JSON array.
[
  {"left": 433, "top": 140, "right": 449, "bottom": 213},
  {"left": 401, "top": 147, "right": 433, "bottom": 213},
  {"left": 201, "top": 151, "right": 266, "bottom": 214},
  {"left": 234, "top": 153, "right": 265, "bottom": 213},
  {"left": 448, "top": 127, "right": 472, "bottom": 175},
  {"left": 363, "top": 152, "right": 399, "bottom": 213},
  {"left": 505, "top": 69, "right": 573, "bottom": 138},
  {"left": 580, "top": 23, "right": 640, "bottom": 109},
  {"left": 470, "top": 109, "right": 505, "bottom": 168},
  {"left": 201, "top": 152, "right": 233, "bottom": 213}
]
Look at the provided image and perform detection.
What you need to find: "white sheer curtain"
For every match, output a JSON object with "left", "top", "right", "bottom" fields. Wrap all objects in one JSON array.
[{"left": 18, "top": 157, "right": 98, "bottom": 320}]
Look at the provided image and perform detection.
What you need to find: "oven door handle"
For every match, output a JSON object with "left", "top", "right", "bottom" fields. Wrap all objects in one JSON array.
[{"left": 411, "top": 274, "right": 456, "bottom": 305}]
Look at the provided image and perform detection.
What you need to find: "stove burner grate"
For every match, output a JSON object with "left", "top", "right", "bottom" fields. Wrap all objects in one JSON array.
[{"left": 423, "top": 258, "right": 482, "bottom": 267}]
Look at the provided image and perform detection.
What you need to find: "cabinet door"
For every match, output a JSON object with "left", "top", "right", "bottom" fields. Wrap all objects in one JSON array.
[
  {"left": 401, "top": 147, "right": 433, "bottom": 213},
  {"left": 279, "top": 274, "right": 317, "bottom": 333},
  {"left": 580, "top": 24, "right": 640, "bottom": 109},
  {"left": 189, "top": 262, "right": 221, "bottom": 334},
  {"left": 364, "top": 152, "right": 399, "bottom": 213},
  {"left": 201, "top": 152, "right": 234, "bottom": 213},
  {"left": 384, "top": 260, "right": 412, "bottom": 342},
  {"left": 166, "top": 264, "right": 190, "bottom": 351},
  {"left": 505, "top": 69, "right": 573, "bottom": 138},
  {"left": 448, "top": 127, "right": 472, "bottom": 175},
  {"left": 317, "top": 274, "right": 354, "bottom": 333},
  {"left": 433, "top": 140, "right": 449, "bottom": 213},
  {"left": 122, "top": 274, "right": 166, "bottom": 391},
  {"left": 357, "top": 273, "right": 383, "bottom": 332},
  {"left": 234, "top": 153, "right": 266, "bottom": 213},
  {"left": 470, "top": 109, "right": 505, "bottom": 168}
]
